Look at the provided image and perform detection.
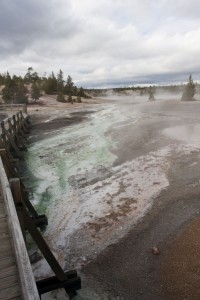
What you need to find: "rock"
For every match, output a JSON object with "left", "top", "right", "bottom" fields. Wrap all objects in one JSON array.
[
  {"left": 152, "top": 246, "right": 160, "bottom": 255},
  {"left": 29, "top": 251, "right": 43, "bottom": 264}
]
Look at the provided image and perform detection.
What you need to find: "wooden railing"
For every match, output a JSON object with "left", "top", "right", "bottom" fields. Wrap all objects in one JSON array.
[
  {"left": 0, "top": 157, "right": 40, "bottom": 300},
  {"left": 0, "top": 111, "right": 81, "bottom": 298},
  {"left": 0, "top": 104, "right": 27, "bottom": 114},
  {"left": 0, "top": 111, "right": 29, "bottom": 159}
]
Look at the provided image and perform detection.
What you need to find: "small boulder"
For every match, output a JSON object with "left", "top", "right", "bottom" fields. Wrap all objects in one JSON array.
[{"left": 152, "top": 246, "right": 160, "bottom": 255}]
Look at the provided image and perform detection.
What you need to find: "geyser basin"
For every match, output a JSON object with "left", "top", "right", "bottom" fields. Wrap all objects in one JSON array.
[{"left": 163, "top": 124, "right": 200, "bottom": 145}]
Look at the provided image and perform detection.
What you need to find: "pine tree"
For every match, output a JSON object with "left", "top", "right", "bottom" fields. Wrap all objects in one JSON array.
[
  {"left": 31, "top": 82, "right": 41, "bottom": 102},
  {"left": 56, "top": 92, "right": 65, "bottom": 102},
  {"left": 77, "top": 87, "right": 86, "bottom": 97},
  {"left": 57, "top": 69, "right": 64, "bottom": 93},
  {"left": 24, "top": 67, "right": 39, "bottom": 83},
  {"left": 43, "top": 72, "right": 57, "bottom": 94},
  {"left": 64, "top": 75, "right": 74, "bottom": 95},
  {"left": 2, "top": 74, "right": 28, "bottom": 104},
  {"left": 67, "top": 94, "right": 73, "bottom": 103},
  {"left": 181, "top": 75, "right": 196, "bottom": 101},
  {"left": 148, "top": 86, "right": 155, "bottom": 101},
  {"left": 2, "top": 73, "right": 17, "bottom": 103},
  {"left": 76, "top": 96, "right": 81, "bottom": 103},
  {"left": 15, "top": 80, "right": 28, "bottom": 104}
]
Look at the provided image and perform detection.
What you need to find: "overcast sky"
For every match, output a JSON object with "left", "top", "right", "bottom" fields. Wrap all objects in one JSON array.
[{"left": 1, "top": 0, "right": 200, "bottom": 87}]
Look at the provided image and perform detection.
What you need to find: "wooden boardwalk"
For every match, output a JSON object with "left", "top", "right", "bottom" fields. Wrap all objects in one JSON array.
[
  {"left": 0, "top": 187, "right": 22, "bottom": 300},
  {"left": 0, "top": 108, "right": 80, "bottom": 298}
]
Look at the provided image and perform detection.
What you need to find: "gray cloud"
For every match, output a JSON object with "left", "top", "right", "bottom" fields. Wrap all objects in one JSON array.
[
  {"left": 0, "top": 0, "right": 200, "bottom": 87},
  {"left": 0, "top": 0, "right": 79, "bottom": 57}
]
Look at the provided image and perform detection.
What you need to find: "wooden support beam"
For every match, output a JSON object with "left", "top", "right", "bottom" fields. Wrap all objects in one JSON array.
[
  {"left": 19, "top": 111, "right": 31, "bottom": 130},
  {"left": 33, "top": 214, "right": 48, "bottom": 229},
  {"left": 24, "top": 211, "right": 80, "bottom": 297},
  {"left": 36, "top": 272, "right": 81, "bottom": 297},
  {"left": 1, "top": 121, "right": 23, "bottom": 158},
  {"left": 15, "top": 114, "right": 27, "bottom": 140},
  {"left": 0, "top": 149, "right": 18, "bottom": 179},
  {"left": 17, "top": 112, "right": 29, "bottom": 135},
  {"left": 10, "top": 176, "right": 48, "bottom": 229},
  {"left": 0, "top": 147, "right": 47, "bottom": 228},
  {"left": 24, "top": 211, "right": 68, "bottom": 281},
  {"left": 9, "top": 179, "right": 26, "bottom": 242},
  {"left": 9, "top": 117, "right": 27, "bottom": 151}
]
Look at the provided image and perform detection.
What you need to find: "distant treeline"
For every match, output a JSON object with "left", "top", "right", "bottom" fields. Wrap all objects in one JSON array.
[
  {"left": 86, "top": 84, "right": 187, "bottom": 97},
  {"left": 0, "top": 67, "right": 88, "bottom": 104},
  {"left": 0, "top": 69, "right": 198, "bottom": 104}
]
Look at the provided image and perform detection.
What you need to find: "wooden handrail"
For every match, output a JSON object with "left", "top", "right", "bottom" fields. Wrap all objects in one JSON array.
[
  {"left": 0, "top": 157, "right": 40, "bottom": 300},
  {"left": 0, "top": 104, "right": 27, "bottom": 113}
]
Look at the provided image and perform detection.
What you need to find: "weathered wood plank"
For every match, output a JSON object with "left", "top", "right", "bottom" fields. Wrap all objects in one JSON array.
[
  {"left": 0, "top": 275, "right": 19, "bottom": 289},
  {"left": 0, "top": 234, "right": 11, "bottom": 244},
  {"left": 0, "top": 249, "right": 13, "bottom": 260},
  {"left": 0, "top": 158, "right": 40, "bottom": 300},
  {"left": 0, "top": 256, "right": 15, "bottom": 269},
  {"left": 0, "top": 212, "right": 6, "bottom": 218},
  {"left": 0, "top": 284, "right": 21, "bottom": 299},
  {"left": 0, "top": 242, "right": 12, "bottom": 253},
  {"left": 0, "top": 231, "right": 10, "bottom": 240},
  {"left": 0, "top": 226, "right": 9, "bottom": 234},
  {"left": 0, "top": 217, "right": 9, "bottom": 226},
  {"left": 0, "top": 265, "right": 18, "bottom": 280},
  {"left": 0, "top": 221, "right": 9, "bottom": 232}
]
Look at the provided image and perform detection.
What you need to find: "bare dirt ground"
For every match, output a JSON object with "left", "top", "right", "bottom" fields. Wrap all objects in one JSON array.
[
  {"left": 27, "top": 96, "right": 200, "bottom": 300},
  {"left": 27, "top": 95, "right": 102, "bottom": 143}
]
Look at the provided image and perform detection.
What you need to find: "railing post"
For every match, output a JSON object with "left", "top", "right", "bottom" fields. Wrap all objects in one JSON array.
[
  {"left": 22, "top": 104, "right": 27, "bottom": 114},
  {"left": 0, "top": 148, "right": 18, "bottom": 179},
  {"left": 10, "top": 178, "right": 26, "bottom": 241},
  {"left": 1, "top": 121, "right": 23, "bottom": 158}
]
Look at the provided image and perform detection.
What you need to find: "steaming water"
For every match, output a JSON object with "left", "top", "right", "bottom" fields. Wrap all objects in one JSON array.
[
  {"left": 163, "top": 124, "right": 200, "bottom": 145},
  {"left": 25, "top": 101, "right": 174, "bottom": 299}
]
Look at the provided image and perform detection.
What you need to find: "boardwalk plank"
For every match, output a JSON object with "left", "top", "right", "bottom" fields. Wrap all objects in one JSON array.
[
  {"left": 0, "top": 113, "right": 40, "bottom": 300},
  {"left": 0, "top": 238, "right": 12, "bottom": 250},
  {"left": 0, "top": 249, "right": 13, "bottom": 260},
  {"left": 0, "top": 284, "right": 21, "bottom": 299},
  {"left": 0, "top": 257, "right": 15, "bottom": 269},
  {"left": 0, "top": 274, "right": 19, "bottom": 289},
  {"left": 0, "top": 265, "right": 18, "bottom": 279},
  {"left": 0, "top": 213, "right": 6, "bottom": 219},
  {"left": 0, "top": 231, "right": 10, "bottom": 240}
]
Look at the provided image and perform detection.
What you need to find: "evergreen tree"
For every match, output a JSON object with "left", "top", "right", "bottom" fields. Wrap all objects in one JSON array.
[
  {"left": 15, "top": 80, "right": 28, "bottom": 104},
  {"left": 2, "top": 73, "right": 17, "bottom": 103},
  {"left": 76, "top": 96, "right": 81, "bottom": 103},
  {"left": 181, "top": 75, "right": 196, "bottom": 101},
  {"left": 73, "top": 86, "right": 78, "bottom": 96},
  {"left": 57, "top": 69, "right": 64, "bottom": 92},
  {"left": 43, "top": 72, "right": 57, "bottom": 94},
  {"left": 2, "top": 74, "right": 28, "bottom": 104},
  {"left": 77, "top": 87, "right": 86, "bottom": 97},
  {"left": 0, "top": 73, "right": 5, "bottom": 85},
  {"left": 24, "top": 67, "right": 39, "bottom": 83},
  {"left": 56, "top": 92, "right": 65, "bottom": 102},
  {"left": 148, "top": 86, "right": 155, "bottom": 101},
  {"left": 67, "top": 94, "right": 73, "bottom": 103},
  {"left": 64, "top": 75, "right": 74, "bottom": 95},
  {"left": 31, "top": 81, "right": 41, "bottom": 102}
]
